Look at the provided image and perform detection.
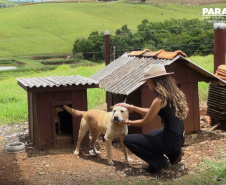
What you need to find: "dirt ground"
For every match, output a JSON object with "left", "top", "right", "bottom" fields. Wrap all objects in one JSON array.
[{"left": 0, "top": 115, "right": 225, "bottom": 185}]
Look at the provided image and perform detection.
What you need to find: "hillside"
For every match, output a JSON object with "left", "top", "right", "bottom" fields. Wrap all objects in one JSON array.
[
  {"left": 0, "top": 2, "right": 225, "bottom": 58},
  {"left": 133, "top": 0, "right": 226, "bottom": 4}
]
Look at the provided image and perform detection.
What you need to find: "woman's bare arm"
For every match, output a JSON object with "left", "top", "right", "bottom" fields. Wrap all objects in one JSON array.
[
  {"left": 114, "top": 103, "right": 149, "bottom": 116},
  {"left": 116, "top": 97, "right": 166, "bottom": 127}
]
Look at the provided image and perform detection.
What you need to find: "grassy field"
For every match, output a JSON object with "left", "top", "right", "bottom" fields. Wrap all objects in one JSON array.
[
  {"left": 188, "top": 54, "right": 214, "bottom": 105},
  {"left": 0, "top": 2, "right": 225, "bottom": 58},
  {"left": 0, "top": 57, "right": 96, "bottom": 79}
]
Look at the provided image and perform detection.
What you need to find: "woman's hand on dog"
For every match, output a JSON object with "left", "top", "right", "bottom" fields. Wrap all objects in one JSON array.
[
  {"left": 116, "top": 119, "right": 130, "bottom": 126},
  {"left": 114, "top": 103, "right": 132, "bottom": 109}
]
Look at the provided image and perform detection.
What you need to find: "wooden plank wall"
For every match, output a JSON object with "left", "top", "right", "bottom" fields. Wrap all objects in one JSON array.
[
  {"left": 36, "top": 91, "right": 53, "bottom": 149},
  {"left": 71, "top": 89, "right": 89, "bottom": 145}
]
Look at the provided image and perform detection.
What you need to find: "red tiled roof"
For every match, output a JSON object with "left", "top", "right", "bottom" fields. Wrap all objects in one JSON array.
[
  {"left": 157, "top": 50, "right": 187, "bottom": 59},
  {"left": 128, "top": 49, "right": 150, "bottom": 56},
  {"left": 128, "top": 49, "right": 187, "bottom": 59},
  {"left": 143, "top": 49, "right": 164, "bottom": 57},
  {"left": 215, "top": 65, "right": 226, "bottom": 80}
]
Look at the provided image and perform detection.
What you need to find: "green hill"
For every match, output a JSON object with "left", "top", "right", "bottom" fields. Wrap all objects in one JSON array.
[{"left": 0, "top": 2, "right": 225, "bottom": 58}]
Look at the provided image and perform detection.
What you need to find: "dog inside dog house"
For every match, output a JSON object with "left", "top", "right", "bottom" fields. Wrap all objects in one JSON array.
[
  {"left": 17, "top": 75, "right": 98, "bottom": 149},
  {"left": 54, "top": 104, "right": 73, "bottom": 143}
]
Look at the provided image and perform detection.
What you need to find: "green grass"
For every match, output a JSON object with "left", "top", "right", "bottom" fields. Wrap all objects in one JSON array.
[
  {"left": 202, "top": 156, "right": 226, "bottom": 183},
  {"left": 187, "top": 54, "right": 214, "bottom": 104},
  {"left": 166, "top": 156, "right": 226, "bottom": 185},
  {"left": 188, "top": 55, "right": 214, "bottom": 74},
  {"left": 0, "top": 2, "right": 225, "bottom": 58},
  {"left": 94, "top": 156, "right": 226, "bottom": 185},
  {"left": 0, "top": 57, "right": 97, "bottom": 80}
]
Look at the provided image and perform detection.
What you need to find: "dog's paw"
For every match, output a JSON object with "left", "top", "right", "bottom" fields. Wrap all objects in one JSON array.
[
  {"left": 89, "top": 150, "right": 100, "bottom": 156},
  {"left": 126, "top": 157, "right": 133, "bottom": 162},
  {"left": 73, "top": 150, "right": 79, "bottom": 156},
  {"left": 108, "top": 160, "right": 114, "bottom": 165},
  {"left": 94, "top": 150, "right": 101, "bottom": 155}
]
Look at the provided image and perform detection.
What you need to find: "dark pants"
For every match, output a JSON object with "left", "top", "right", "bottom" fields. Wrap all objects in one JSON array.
[{"left": 123, "top": 129, "right": 184, "bottom": 171}]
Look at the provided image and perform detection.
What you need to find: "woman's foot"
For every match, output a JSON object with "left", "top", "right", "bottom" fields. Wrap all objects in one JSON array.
[
  {"left": 146, "top": 160, "right": 171, "bottom": 174},
  {"left": 169, "top": 149, "right": 184, "bottom": 165}
]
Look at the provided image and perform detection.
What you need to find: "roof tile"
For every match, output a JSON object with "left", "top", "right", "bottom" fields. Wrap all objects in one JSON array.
[
  {"left": 215, "top": 65, "right": 226, "bottom": 80},
  {"left": 128, "top": 49, "right": 150, "bottom": 56},
  {"left": 128, "top": 49, "right": 187, "bottom": 59},
  {"left": 143, "top": 49, "right": 164, "bottom": 57},
  {"left": 157, "top": 50, "right": 187, "bottom": 59}
]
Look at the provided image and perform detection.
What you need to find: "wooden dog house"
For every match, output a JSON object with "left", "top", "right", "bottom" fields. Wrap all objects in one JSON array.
[
  {"left": 17, "top": 50, "right": 226, "bottom": 149},
  {"left": 90, "top": 50, "right": 226, "bottom": 134},
  {"left": 17, "top": 75, "right": 98, "bottom": 149}
]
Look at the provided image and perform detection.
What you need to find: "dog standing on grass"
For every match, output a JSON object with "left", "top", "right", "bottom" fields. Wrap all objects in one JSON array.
[{"left": 63, "top": 105, "right": 132, "bottom": 165}]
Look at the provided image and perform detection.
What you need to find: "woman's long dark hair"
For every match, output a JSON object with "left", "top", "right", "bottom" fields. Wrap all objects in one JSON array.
[{"left": 152, "top": 75, "right": 189, "bottom": 119}]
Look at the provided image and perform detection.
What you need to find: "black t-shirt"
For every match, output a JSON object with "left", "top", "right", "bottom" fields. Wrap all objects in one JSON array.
[{"left": 158, "top": 100, "right": 185, "bottom": 147}]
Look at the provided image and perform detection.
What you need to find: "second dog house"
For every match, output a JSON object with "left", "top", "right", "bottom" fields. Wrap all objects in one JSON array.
[
  {"left": 17, "top": 75, "right": 98, "bottom": 149},
  {"left": 90, "top": 50, "right": 226, "bottom": 134}
]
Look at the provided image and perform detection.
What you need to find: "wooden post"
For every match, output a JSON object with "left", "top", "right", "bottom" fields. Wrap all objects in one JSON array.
[
  {"left": 105, "top": 31, "right": 110, "bottom": 66},
  {"left": 113, "top": 46, "right": 116, "bottom": 61},
  {"left": 214, "top": 23, "right": 226, "bottom": 73}
]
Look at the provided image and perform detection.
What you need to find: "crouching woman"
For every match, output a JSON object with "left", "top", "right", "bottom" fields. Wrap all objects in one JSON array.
[{"left": 115, "top": 64, "right": 189, "bottom": 173}]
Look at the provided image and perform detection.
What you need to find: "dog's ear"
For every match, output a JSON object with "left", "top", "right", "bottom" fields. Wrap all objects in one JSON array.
[
  {"left": 110, "top": 106, "right": 114, "bottom": 110},
  {"left": 128, "top": 108, "right": 133, "bottom": 113}
]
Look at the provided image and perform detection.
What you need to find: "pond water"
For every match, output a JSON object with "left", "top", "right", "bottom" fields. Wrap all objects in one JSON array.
[{"left": 0, "top": 66, "right": 17, "bottom": 71}]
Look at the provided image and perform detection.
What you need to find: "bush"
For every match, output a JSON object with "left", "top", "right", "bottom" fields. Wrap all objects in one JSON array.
[{"left": 72, "top": 19, "right": 213, "bottom": 62}]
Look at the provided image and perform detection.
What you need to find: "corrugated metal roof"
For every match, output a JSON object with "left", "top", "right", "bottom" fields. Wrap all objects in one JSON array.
[
  {"left": 17, "top": 50, "right": 226, "bottom": 95},
  {"left": 90, "top": 53, "right": 226, "bottom": 95},
  {"left": 90, "top": 53, "right": 174, "bottom": 95},
  {"left": 17, "top": 75, "right": 98, "bottom": 89},
  {"left": 90, "top": 53, "right": 135, "bottom": 81}
]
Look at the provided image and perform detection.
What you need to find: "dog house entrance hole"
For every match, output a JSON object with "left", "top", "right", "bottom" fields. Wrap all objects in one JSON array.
[{"left": 54, "top": 105, "right": 73, "bottom": 145}]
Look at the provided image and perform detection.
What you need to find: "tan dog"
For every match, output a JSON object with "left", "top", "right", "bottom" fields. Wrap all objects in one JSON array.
[
  {"left": 63, "top": 105, "right": 132, "bottom": 165},
  {"left": 55, "top": 106, "right": 63, "bottom": 135}
]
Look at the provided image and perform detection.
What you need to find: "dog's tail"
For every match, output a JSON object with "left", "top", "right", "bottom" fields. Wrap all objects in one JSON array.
[{"left": 63, "top": 105, "right": 85, "bottom": 117}]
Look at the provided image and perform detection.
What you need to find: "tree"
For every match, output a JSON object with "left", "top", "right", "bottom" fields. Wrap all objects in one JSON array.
[
  {"left": 72, "top": 19, "right": 213, "bottom": 62},
  {"left": 73, "top": 32, "right": 104, "bottom": 62}
]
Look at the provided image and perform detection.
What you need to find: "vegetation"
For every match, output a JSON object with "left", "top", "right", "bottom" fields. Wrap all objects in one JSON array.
[
  {"left": 0, "top": 2, "right": 225, "bottom": 58},
  {"left": 188, "top": 54, "right": 214, "bottom": 103},
  {"left": 95, "top": 156, "right": 226, "bottom": 184},
  {"left": 165, "top": 156, "right": 226, "bottom": 185},
  {"left": 0, "top": 57, "right": 95, "bottom": 79},
  {"left": 103, "top": 152, "right": 226, "bottom": 184},
  {"left": 0, "top": 0, "right": 19, "bottom": 8},
  {"left": 73, "top": 19, "right": 214, "bottom": 62}
]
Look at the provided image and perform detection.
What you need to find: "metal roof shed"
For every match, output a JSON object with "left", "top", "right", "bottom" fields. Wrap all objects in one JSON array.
[
  {"left": 17, "top": 75, "right": 98, "bottom": 149},
  {"left": 90, "top": 50, "right": 226, "bottom": 134}
]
